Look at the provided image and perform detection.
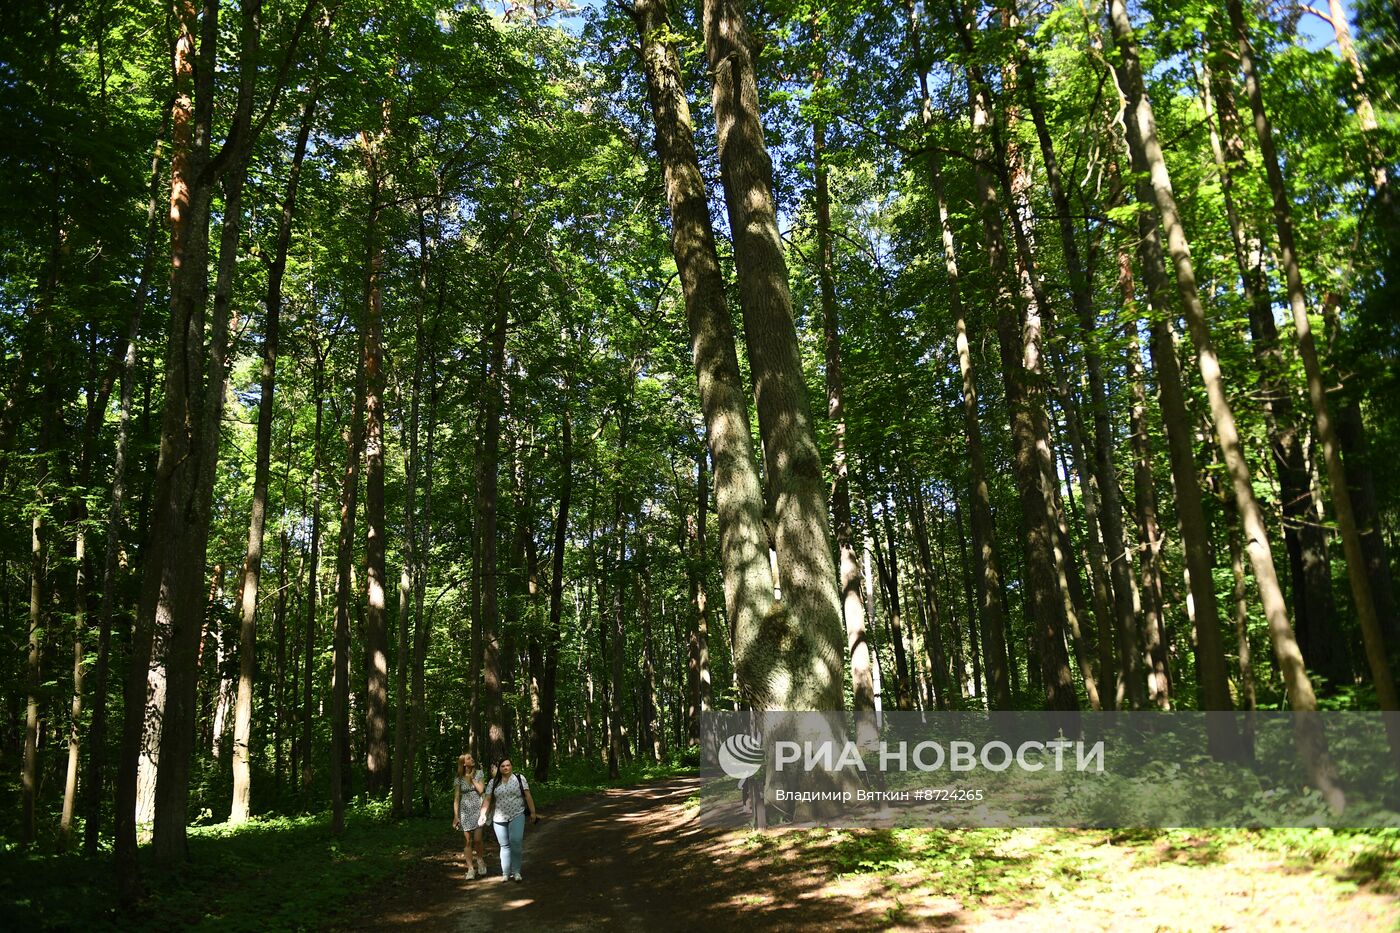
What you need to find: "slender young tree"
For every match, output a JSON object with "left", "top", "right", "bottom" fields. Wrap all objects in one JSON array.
[{"left": 230, "top": 85, "right": 318, "bottom": 825}]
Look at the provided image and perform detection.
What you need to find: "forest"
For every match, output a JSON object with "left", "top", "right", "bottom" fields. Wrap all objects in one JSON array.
[{"left": 2, "top": 0, "right": 1400, "bottom": 928}]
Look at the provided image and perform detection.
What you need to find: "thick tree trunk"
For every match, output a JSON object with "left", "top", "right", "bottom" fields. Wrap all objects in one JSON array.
[
  {"left": 702, "top": 0, "right": 845, "bottom": 711},
  {"left": 116, "top": 5, "right": 206, "bottom": 888},
  {"left": 1109, "top": 0, "right": 1339, "bottom": 801},
  {"left": 628, "top": 0, "right": 776, "bottom": 711}
]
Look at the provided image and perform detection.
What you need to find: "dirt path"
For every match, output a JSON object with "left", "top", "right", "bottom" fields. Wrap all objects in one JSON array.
[{"left": 350, "top": 776, "right": 1400, "bottom": 932}]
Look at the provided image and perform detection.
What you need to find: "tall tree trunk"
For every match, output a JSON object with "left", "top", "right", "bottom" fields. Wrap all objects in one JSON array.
[
  {"left": 86, "top": 126, "right": 164, "bottom": 856},
  {"left": 1200, "top": 50, "right": 1344, "bottom": 688},
  {"left": 59, "top": 519, "right": 89, "bottom": 850},
  {"left": 331, "top": 327, "right": 368, "bottom": 835},
  {"left": 640, "top": 545, "right": 662, "bottom": 763},
  {"left": 1109, "top": 0, "right": 1339, "bottom": 801},
  {"left": 408, "top": 319, "right": 439, "bottom": 814},
  {"left": 23, "top": 509, "right": 45, "bottom": 851},
  {"left": 811, "top": 62, "right": 875, "bottom": 740},
  {"left": 608, "top": 487, "right": 628, "bottom": 779},
  {"left": 1109, "top": 27, "right": 1242, "bottom": 735},
  {"left": 873, "top": 489, "right": 913, "bottom": 710},
  {"left": 391, "top": 206, "right": 429, "bottom": 817},
  {"left": 955, "top": 6, "right": 1075, "bottom": 711},
  {"left": 361, "top": 133, "right": 391, "bottom": 797},
  {"left": 694, "top": 448, "right": 714, "bottom": 724},
  {"left": 479, "top": 277, "right": 509, "bottom": 765},
  {"left": 1227, "top": 0, "right": 1398, "bottom": 714},
  {"left": 301, "top": 345, "right": 325, "bottom": 798},
  {"left": 1118, "top": 251, "right": 1170, "bottom": 707},
  {"left": 533, "top": 407, "right": 570, "bottom": 781},
  {"left": 1019, "top": 41, "right": 1141, "bottom": 708},
  {"left": 229, "top": 83, "right": 316, "bottom": 825},
  {"left": 628, "top": 0, "right": 776, "bottom": 711},
  {"left": 908, "top": 22, "right": 1011, "bottom": 706},
  {"left": 908, "top": 480, "right": 950, "bottom": 709},
  {"left": 118, "top": 0, "right": 236, "bottom": 885},
  {"left": 702, "top": 0, "right": 845, "bottom": 711}
]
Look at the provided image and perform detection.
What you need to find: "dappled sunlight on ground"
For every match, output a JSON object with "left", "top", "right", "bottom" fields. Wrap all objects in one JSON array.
[{"left": 347, "top": 776, "right": 1400, "bottom": 932}]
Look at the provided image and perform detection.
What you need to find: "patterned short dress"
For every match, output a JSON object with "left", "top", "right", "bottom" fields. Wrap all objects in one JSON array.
[{"left": 456, "top": 769, "right": 485, "bottom": 828}]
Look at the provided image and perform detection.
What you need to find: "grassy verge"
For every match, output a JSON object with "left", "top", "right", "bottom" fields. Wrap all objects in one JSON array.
[
  {"left": 0, "top": 758, "right": 695, "bottom": 931},
  {"left": 733, "top": 825, "right": 1400, "bottom": 921}
]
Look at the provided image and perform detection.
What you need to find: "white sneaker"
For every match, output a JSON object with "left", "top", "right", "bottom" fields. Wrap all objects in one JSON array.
[
  {"left": 512, "top": 873, "right": 523, "bottom": 883},
  {"left": 465, "top": 867, "right": 476, "bottom": 880},
  {"left": 476, "top": 857, "right": 488, "bottom": 876}
]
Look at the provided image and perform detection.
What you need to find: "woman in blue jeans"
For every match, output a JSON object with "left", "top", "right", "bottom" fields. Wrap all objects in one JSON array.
[{"left": 478, "top": 757, "right": 539, "bottom": 882}]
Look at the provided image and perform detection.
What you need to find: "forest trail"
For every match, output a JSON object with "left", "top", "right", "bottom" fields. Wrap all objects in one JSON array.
[{"left": 349, "top": 775, "right": 1400, "bottom": 932}]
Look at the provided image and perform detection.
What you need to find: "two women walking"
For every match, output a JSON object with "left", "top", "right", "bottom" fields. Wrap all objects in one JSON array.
[{"left": 452, "top": 753, "right": 539, "bottom": 883}]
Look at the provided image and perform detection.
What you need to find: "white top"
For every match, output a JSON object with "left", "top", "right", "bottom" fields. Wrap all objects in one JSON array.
[{"left": 487, "top": 772, "right": 530, "bottom": 823}]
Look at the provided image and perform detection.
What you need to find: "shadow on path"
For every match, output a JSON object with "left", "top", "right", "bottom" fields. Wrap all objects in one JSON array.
[{"left": 344, "top": 775, "right": 952, "bottom": 932}]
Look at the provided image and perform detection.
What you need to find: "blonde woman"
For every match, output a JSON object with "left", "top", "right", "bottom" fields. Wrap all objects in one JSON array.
[{"left": 451, "top": 753, "right": 488, "bottom": 879}]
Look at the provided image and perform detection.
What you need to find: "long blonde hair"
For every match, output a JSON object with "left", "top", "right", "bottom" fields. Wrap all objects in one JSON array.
[{"left": 456, "top": 753, "right": 475, "bottom": 779}]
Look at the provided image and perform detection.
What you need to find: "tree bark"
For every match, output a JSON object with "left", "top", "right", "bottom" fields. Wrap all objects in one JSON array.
[
  {"left": 362, "top": 131, "right": 391, "bottom": 797},
  {"left": 702, "top": 0, "right": 845, "bottom": 711},
  {"left": 628, "top": 0, "right": 776, "bottom": 711}
]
